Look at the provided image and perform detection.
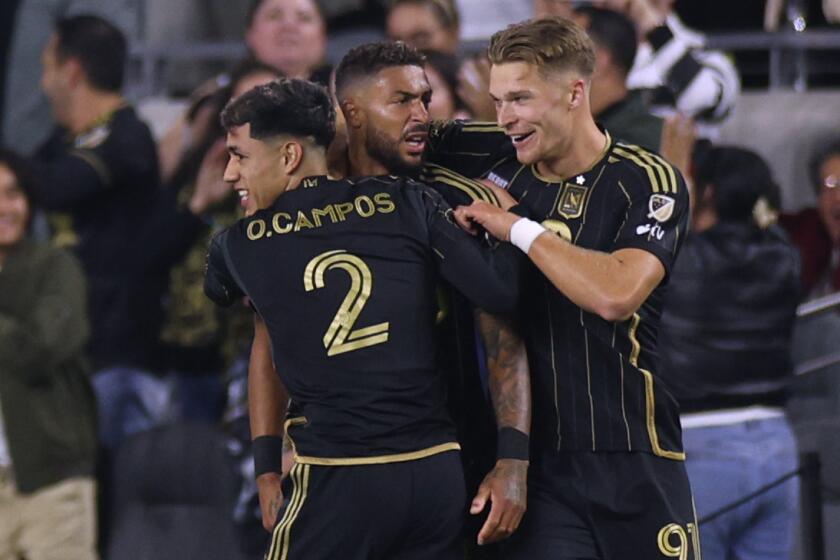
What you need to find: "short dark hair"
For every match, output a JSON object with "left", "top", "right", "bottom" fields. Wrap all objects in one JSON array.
[
  {"left": 334, "top": 41, "right": 426, "bottom": 100},
  {"left": 0, "top": 149, "right": 39, "bottom": 228},
  {"left": 576, "top": 7, "right": 637, "bottom": 76},
  {"left": 808, "top": 136, "right": 840, "bottom": 194},
  {"left": 220, "top": 78, "right": 335, "bottom": 149},
  {"left": 387, "top": 0, "right": 460, "bottom": 29},
  {"left": 55, "top": 15, "right": 127, "bottom": 92},
  {"left": 695, "top": 146, "right": 777, "bottom": 223}
]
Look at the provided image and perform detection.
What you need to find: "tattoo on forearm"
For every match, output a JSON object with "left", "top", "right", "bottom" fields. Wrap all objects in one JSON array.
[{"left": 476, "top": 310, "right": 531, "bottom": 434}]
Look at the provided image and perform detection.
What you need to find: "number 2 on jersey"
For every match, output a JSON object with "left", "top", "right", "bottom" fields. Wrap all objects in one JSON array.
[{"left": 304, "top": 250, "right": 390, "bottom": 356}]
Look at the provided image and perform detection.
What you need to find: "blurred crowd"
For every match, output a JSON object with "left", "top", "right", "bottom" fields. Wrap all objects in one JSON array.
[{"left": 1, "top": 0, "right": 840, "bottom": 559}]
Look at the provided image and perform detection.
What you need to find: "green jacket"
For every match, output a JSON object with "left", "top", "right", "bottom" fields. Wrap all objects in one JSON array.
[
  {"left": 0, "top": 240, "right": 97, "bottom": 494},
  {"left": 597, "top": 89, "right": 664, "bottom": 152}
]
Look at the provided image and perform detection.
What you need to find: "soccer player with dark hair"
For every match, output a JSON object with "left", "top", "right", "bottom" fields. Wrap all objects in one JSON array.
[
  {"left": 333, "top": 41, "right": 532, "bottom": 551},
  {"left": 443, "top": 17, "right": 697, "bottom": 560},
  {"left": 205, "top": 78, "right": 521, "bottom": 560}
]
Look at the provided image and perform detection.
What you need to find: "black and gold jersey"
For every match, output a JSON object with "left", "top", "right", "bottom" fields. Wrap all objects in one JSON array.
[
  {"left": 428, "top": 121, "right": 690, "bottom": 460},
  {"left": 205, "top": 175, "right": 519, "bottom": 465}
]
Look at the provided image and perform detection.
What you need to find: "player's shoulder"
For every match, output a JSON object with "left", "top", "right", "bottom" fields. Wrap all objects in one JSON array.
[{"left": 609, "top": 141, "right": 687, "bottom": 200}]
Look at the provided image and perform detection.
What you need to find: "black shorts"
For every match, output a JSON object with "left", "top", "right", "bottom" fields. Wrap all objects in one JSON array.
[
  {"left": 502, "top": 452, "right": 700, "bottom": 560},
  {"left": 265, "top": 450, "right": 466, "bottom": 560}
]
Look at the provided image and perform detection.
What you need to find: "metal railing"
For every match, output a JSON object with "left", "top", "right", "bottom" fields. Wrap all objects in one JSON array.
[
  {"left": 795, "top": 291, "right": 840, "bottom": 377},
  {"left": 125, "top": 28, "right": 840, "bottom": 98}
]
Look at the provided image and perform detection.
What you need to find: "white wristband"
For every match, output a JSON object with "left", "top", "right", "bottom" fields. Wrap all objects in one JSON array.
[{"left": 509, "top": 218, "right": 545, "bottom": 254}]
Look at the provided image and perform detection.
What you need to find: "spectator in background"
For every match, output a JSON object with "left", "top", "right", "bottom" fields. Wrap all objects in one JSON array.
[
  {"left": 0, "top": 150, "right": 98, "bottom": 560},
  {"left": 386, "top": 0, "right": 461, "bottom": 55},
  {"left": 33, "top": 15, "right": 164, "bottom": 449},
  {"left": 1, "top": 0, "right": 138, "bottom": 156},
  {"left": 245, "top": 0, "right": 330, "bottom": 83},
  {"left": 422, "top": 50, "right": 470, "bottom": 120},
  {"left": 660, "top": 146, "right": 801, "bottom": 560},
  {"left": 606, "top": 0, "right": 740, "bottom": 137},
  {"left": 578, "top": 7, "right": 664, "bottom": 150},
  {"left": 781, "top": 137, "right": 840, "bottom": 299},
  {"left": 158, "top": 0, "right": 330, "bottom": 184},
  {"left": 154, "top": 61, "right": 281, "bottom": 424}
]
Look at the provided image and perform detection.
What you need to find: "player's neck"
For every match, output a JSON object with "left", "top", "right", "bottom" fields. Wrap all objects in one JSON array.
[
  {"left": 347, "top": 135, "right": 389, "bottom": 176},
  {"left": 536, "top": 118, "right": 608, "bottom": 181},
  {"left": 287, "top": 158, "right": 329, "bottom": 191},
  {"left": 66, "top": 89, "right": 125, "bottom": 135}
]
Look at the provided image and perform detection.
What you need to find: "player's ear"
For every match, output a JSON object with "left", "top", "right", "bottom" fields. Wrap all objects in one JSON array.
[
  {"left": 569, "top": 78, "right": 586, "bottom": 110},
  {"left": 282, "top": 141, "right": 304, "bottom": 174},
  {"left": 342, "top": 98, "right": 364, "bottom": 129}
]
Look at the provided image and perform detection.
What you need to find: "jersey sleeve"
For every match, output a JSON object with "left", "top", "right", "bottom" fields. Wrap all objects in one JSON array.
[
  {"left": 425, "top": 120, "right": 515, "bottom": 179},
  {"left": 33, "top": 116, "right": 159, "bottom": 210},
  {"left": 204, "top": 229, "right": 246, "bottom": 308},
  {"left": 408, "top": 183, "right": 521, "bottom": 313},
  {"left": 611, "top": 158, "right": 690, "bottom": 279}
]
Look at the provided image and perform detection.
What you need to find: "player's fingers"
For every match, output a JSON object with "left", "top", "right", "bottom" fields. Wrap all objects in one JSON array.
[
  {"left": 477, "top": 496, "right": 504, "bottom": 545},
  {"left": 470, "top": 484, "right": 490, "bottom": 514},
  {"left": 453, "top": 207, "right": 478, "bottom": 235}
]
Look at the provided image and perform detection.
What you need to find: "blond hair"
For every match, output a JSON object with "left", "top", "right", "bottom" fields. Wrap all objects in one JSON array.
[{"left": 488, "top": 17, "right": 595, "bottom": 78}]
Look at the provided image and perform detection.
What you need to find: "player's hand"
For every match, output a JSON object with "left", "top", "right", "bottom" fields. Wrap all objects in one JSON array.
[
  {"left": 256, "top": 472, "right": 285, "bottom": 532},
  {"left": 457, "top": 56, "right": 496, "bottom": 122},
  {"left": 188, "top": 139, "right": 230, "bottom": 215},
  {"left": 454, "top": 202, "right": 519, "bottom": 241},
  {"left": 470, "top": 459, "right": 528, "bottom": 545}
]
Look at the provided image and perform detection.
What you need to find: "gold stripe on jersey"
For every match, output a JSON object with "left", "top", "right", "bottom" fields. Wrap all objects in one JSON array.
[
  {"left": 267, "top": 463, "right": 311, "bottom": 560},
  {"left": 461, "top": 122, "right": 504, "bottom": 133},
  {"left": 423, "top": 164, "right": 501, "bottom": 206},
  {"left": 628, "top": 314, "right": 686, "bottom": 461},
  {"left": 623, "top": 144, "right": 679, "bottom": 194},
  {"left": 294, "top": 442, "right": 461, "bottom": 466},
  {"left": 615, "top": 144, "right": 679, "bottom": 194},
  {"left": 622, "top": 145, "right": 670, "bottom": 194},
  {"left": 284, "top": 417, "right": 461, "bottom": 465},
  {"left": 613, "top": 146, "right": 661, "bottom": 193}
]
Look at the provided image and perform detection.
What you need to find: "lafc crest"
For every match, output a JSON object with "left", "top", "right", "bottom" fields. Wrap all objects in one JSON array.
[{"left": 557, "top": 184, "right": 588, "bottom": 219}]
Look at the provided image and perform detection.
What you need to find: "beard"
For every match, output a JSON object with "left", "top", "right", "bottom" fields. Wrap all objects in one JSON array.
[{"left": 365, "top": 126, "right": 423, "bottom": 177}]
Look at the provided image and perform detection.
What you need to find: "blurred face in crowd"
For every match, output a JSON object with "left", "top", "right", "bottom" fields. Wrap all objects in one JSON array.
[
  {"left": 224, "top": 124, "right": 290, "bottom": 216},
  {"left": 41, "top": 35, "right": 74, "bottom": 126},
  {"left": 386, "top": 3, "right": 459, "bottom": 55},
  {"left": 0, "top": 163, "right": 29, "bottom": 256},
  {"left": 424, "top": 63, "right": 456, "bottom": 120},
  {"left": 346, "top": 65, "right": 432, "bottom": 174},
  {"left": 489, "top": 62, "right": 582, "bottom": 172},
  {"left": 246, "top": 0, "right": 327, "bottom": 79},
  {"left": 533, "top": 0, "right": 576, "bottom": 18},
  {"left": 818, "top": 154, "right": 840, "bottom": 245}
]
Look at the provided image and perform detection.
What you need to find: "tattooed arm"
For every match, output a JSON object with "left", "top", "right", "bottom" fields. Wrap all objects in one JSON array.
[{"left": 470, "top": 310, "right": 531, "bottom": 545}]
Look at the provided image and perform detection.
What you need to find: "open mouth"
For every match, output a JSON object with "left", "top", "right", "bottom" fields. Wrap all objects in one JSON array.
[
  {"left": 403, "top": 130, "right": 428, "bottom": 155},
  {"left": 236, "top": 189, "right": 250, "bottom": 208},
  {"left": 510, "top": 131, "right": 535, "bottom": 147}
]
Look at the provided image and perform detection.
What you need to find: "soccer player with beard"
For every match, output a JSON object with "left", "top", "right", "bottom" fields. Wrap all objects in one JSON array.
[
  {"left": 447, "top": 17, "right": 697, "bottom": 560},
  {"left": 206, "top": 78, "right": 521, "bottom": 560}
]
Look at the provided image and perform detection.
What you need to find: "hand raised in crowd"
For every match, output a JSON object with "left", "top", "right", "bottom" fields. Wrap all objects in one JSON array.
[
  {"left": 470, "top": 459, "right": 529, "bottom": 545},
  {"left": 188, "top": 138, "right": 231, "bottom": 215},
  {"left": 659, "top": 114, "right": 696, "bottom": 187},
  {"left": 602, "top": 0, "right": 665, "bottom": 35},
  {"left": 457, "top": 56, "right": 497, "bottom": 122}
]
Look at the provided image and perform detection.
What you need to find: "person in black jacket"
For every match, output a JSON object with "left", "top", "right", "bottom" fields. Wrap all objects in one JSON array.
[{"left": 659, "top": 146, "right": 801, "bottom": 560}]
